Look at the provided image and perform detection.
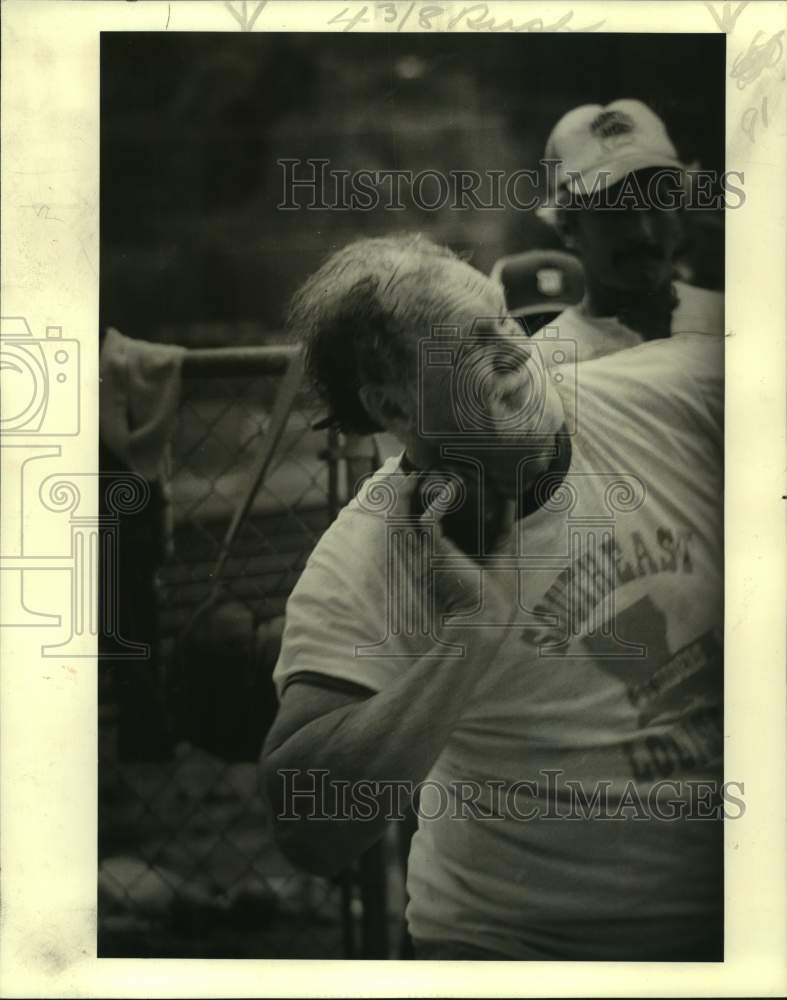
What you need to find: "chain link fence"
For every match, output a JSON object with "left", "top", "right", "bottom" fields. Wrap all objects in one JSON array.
[{"left": 98, "top": 339, "right": 404, "bottom": 958}]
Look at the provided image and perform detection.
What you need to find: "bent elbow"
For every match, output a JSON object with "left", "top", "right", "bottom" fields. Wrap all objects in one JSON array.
[{"left": 259, "top": 752, "right": 345, "bottom": 878}]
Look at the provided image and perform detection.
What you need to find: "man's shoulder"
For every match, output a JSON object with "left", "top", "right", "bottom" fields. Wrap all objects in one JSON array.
[
  {"left": 345, "top": 453, "right": 406, "bottom": 518},
  {"left": 299, "top": 454, "right": 404, "bottom": 579},
  {"left": 531, "top": 306, "right": 640, "bottom": 364},
  {"left": 673, "top": 281, "right": 724, "bottom": 336},
  {"left": 578, "top": 331, "right": 722, "bottom": 386},
  {"left": 674, "top": 279, "right": 723, "bottom": 307},
  {"left": 566, "top": 333, "right": 723, "bottom": 446}
]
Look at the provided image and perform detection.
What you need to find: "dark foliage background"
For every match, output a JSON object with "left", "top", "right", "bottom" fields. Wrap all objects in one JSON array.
[{"left": 101, "top": 31, "right": 724, "bottom": 342}]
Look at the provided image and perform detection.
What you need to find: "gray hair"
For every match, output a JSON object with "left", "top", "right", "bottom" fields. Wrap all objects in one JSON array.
[{"left": 287, "top": 234, "right": 493, "bottom": 434}]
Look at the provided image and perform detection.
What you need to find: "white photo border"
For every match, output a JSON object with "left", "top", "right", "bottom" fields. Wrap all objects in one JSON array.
[{"left": 1, "top": 1, "right": 785, "bottom": 996}]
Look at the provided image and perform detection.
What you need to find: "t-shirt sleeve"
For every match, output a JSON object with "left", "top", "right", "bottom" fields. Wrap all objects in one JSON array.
[
  {"left": 671, "top": 332, "right": 724, "bottom": 450},
  {"left": 272, "top": 508, "right": 404, "bottom": 699}
]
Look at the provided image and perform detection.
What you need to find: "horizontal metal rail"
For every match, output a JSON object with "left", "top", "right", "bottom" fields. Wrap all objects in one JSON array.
[{"left": 182, "top": 344, "right": 299, "bottom": 378}]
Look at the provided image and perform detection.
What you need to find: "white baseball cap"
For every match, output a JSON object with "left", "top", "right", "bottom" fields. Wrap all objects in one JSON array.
[{"left": 544, "top": 99, "right": 683, "bottom": 203}]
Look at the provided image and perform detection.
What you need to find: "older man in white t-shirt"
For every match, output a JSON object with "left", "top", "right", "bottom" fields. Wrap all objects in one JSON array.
[
  {"left": 528, "top": 100, "right": 723, "bottom": 363},
  {"left": 261, "top": 234, "right": 724, "bottom": 961}
]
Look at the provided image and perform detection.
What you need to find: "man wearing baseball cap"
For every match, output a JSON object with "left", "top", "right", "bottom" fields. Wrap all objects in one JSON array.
[{"left": 534, "top": 99, "right": 723, "bottom": 361}]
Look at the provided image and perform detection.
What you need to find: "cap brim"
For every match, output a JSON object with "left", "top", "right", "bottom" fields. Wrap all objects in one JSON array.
[
  {"left": 564, "top": 150, "right": 684, "bottom": 194},
  {"left": 510, "top": 302, "right": 575, "bottom": 319},
  {"left": 311, "top": 414, "right": 335, "bottom": 430}
]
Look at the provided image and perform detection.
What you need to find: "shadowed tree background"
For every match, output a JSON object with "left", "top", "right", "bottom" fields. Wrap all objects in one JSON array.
[{"left": 101, "top": 31, "right": 725, "bottom": 343}]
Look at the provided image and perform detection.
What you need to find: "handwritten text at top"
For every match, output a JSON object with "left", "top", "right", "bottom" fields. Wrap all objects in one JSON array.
[{"left": 328, "top": 4, "right": 605, "bottom": 34}]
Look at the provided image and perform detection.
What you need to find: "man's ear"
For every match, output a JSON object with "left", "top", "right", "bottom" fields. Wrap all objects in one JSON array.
[{"left": 358, "top": 383, "right": 413, "bottom": 435}]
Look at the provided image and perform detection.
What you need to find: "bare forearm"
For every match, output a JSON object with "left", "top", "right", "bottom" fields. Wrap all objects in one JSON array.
[{"left": 263, "top": 626, "right": 503, "bottom": 874}]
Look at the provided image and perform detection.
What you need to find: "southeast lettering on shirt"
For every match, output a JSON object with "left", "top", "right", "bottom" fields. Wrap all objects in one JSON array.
[{"left": 527, "top": 526, "right": 694, "bottom": 646}]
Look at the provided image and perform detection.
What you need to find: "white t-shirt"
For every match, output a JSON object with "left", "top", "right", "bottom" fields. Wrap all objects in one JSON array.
[
  {"left": 273, "top": 334, "right": 724, "bottom": 959},
  {"left": 532, "top": 280, "right": 723, "bottom": 364}
]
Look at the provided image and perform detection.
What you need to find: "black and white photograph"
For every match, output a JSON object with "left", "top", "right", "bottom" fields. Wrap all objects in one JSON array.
[
  {"left": 1, "top": 1, "right": 785, "bottom": 996},
  {"left": 97, "top": 25, "right": 728, "bottom": 962}
]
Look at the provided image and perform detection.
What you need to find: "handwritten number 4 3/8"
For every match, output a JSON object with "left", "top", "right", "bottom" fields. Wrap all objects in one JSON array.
[
  {"left": 326, "top": 4, "right": 593, "bottom": 32},
  {"left": 328, "top": 4, "right": 435, "bottom": 31}
]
